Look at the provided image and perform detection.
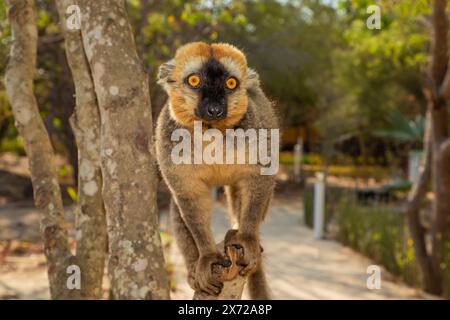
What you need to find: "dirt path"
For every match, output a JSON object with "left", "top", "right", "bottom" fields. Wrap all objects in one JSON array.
[
  {"left": 0, "top": 196, "right": 436, "bottom": 299},
  {"left": 168, "top": 197, "right": 435, "bottom": 300}
]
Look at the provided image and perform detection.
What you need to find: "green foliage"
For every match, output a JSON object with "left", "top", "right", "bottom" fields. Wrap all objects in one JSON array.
[
  {"left": 374, "top": 108, "right": 425, "bottom": 146},
  {"left": 318, "top": 0, "right": 429, "bottom": 162},
  {"left": 0, "top": 0, "right": 434, "bottom": 167},
  {"left": 336, "top": 199, "right": 421, "bottom": 287}
]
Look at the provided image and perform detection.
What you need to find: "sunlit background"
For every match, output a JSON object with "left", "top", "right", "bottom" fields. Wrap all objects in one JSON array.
[{"left": 0, "top": 0, "right": 448, "bottom": 299}]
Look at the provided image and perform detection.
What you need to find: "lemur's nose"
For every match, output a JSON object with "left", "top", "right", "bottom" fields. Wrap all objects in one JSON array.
[{"left": 207, "top": 104, "right": 224, "bottom": 119}]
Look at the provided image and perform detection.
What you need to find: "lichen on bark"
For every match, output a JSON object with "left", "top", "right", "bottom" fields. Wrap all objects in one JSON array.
[
  {"left": 56, "top": 0, "right": 108, "bottom": 299},
  {"left": 77, "top": 0, "right": 170, "bottom": 299}
]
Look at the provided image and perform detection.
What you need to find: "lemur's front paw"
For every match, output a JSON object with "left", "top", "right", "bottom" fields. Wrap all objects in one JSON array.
[
  {"left": 224, "top": 229, "right": 261, "bottom": 276},
  {"left": 194, "top": 252, "right": 228, "bottom": 296}
]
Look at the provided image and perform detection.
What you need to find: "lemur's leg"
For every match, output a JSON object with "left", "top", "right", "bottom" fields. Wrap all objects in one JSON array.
[
  {"left": 224, "top": 175, "right": 274, "bottom": 297},
  {"left": 169, "top": 199, "right": 199, "bottom": 289},
  {"left": 225, "top": 185, "right": 241, "bottom": 228},
  {"left": 247, "top": 261, "right": 271, "bottom": 299},
  {"left": 171, "top": 181, "right": 228, "bottom": 296}
]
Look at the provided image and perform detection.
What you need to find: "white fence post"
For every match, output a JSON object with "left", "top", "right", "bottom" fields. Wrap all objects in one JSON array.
[
  {"left": 313, "top": 172, "right": 325, "bottom": 240},
  {"left": 408, "top": 150, "right": 422, "bottom": 183},
  {"left": 293, "top": 138, "right": 303, "bottom": 182}
]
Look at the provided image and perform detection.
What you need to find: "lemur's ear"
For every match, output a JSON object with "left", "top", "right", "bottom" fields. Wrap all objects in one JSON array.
[
  {"left": 157, "top": 59, "right": 175, "bottom": 90},
  {"left": 246, "top": 68, "right": 260, "bottom": 89}
]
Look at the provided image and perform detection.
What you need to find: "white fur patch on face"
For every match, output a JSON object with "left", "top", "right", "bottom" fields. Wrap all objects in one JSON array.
[
  {"left": 181, "top": 56, "right": 208, "bottom": 78},
  {"left": 218, "top": 57, "right": 244, "bottom": 79}
]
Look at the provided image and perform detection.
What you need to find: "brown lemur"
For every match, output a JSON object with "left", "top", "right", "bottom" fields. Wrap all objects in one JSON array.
[{"left": 155, "top": 42, "right": 279, "bottom": 299}]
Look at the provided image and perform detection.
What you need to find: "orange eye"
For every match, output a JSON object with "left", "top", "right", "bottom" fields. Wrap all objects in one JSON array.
[
  {"left": 226, "top": 77, "right": 238, "bottom": 90},
  {"left": 187, "top": 74, "right": 201, "bottom": 88}
]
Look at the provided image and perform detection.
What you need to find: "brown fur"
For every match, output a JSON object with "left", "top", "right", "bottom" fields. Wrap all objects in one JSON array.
[{"left": 156, "top": 42, "right": 278, "bottom": 299}]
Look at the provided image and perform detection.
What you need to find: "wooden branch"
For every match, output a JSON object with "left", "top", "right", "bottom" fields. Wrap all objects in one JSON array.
[
  {"left": 421, "top": 0, "right": 450, "bottom": 295},
  {"left": 193, "top": 244, "right": 246, "bottom": 300},
  {"left": 5, "top": 0, "right": 72, "bottom": 299},
  {"left": 55, "top": 0, "right": 107, "bottom": 299},
  {"left": 405, "top": 110, "right": 435, "bottom": 290},
  {"left": 38, "top": 34, "right": 64, "bottom": 47}
]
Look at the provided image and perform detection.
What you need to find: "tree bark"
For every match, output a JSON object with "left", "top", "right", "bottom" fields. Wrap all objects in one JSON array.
[
  {"left": 5, "top": 0, "right": 72, "bottom": 299},
  {"left": 430, "top": 115, "right": 450, "bottom": 295},
  {"left": 422, "top": 0, "right": 450, "bottom": 296},
  {"left": 56, "top": 0, "right": 107, "bottom": 299},
  {"left": 404, "top": 0, "right": 450, "bottom": 296},
  {"left": 405, "top": 110, "right": 440, "bottom": 293},
  {"left": 76, "top": 0, "right": 170, "bottom": 299}
]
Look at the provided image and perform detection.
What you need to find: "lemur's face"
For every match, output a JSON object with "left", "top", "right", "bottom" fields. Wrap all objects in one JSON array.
[{"left": 158, "top": 42, "right": 250, "bottom": 128}]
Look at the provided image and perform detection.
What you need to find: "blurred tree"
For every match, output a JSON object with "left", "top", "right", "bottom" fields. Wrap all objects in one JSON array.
[
  {"left": 320, "top": 0, "right": 428, "bottom": 164},
  {"left": 417, "top": 0, "right": 450, "bottom": 296},
  {"left": 5, "top": 0, "right": 72, "bottom": 299},
  {"left": 1, "top": 0, "right": 78, "bottom": 178},
  {"left": 219, "top": 0, "right": 340, "bottom": 130}
]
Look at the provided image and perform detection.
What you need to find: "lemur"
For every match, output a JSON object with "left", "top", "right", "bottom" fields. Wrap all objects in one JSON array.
[{"left": 155, "top": 42, "right": 278, "bottom": 299}]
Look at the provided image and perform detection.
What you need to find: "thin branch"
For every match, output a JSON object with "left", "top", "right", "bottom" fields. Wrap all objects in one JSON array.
[
  {"left": 5, "top": 0, "right": 72, "bottom": 299},
  {"left": 405, "top": 110, "right": 435, "bottom": 291},
  {"left": 38, "top": 33, "right": 64, "bottom": 47},
  {"left": 55, "top": 0, "right": 107, "bottom": 299}
]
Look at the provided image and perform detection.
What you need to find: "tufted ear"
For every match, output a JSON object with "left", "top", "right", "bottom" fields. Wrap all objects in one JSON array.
[
  {"left": 157, "top": 59, "right": 175, "bottom": 91},
  {"left": 246, "top": 68, "right": 260, "bottom": 89}
]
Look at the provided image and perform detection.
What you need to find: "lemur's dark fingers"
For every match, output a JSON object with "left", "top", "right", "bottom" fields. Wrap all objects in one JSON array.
[
  {"left": 202, "top": 284, "right": 218, "bottom": 296},
  {"left": 239, "top": 260, "right": 257, "bottom": 276},
  {"left": 208, "top": 277, "right": 223, "bottom": 294},
  {"left": 197, "top": 276, "right": 222, "bottom": 296},
  {"left": 208, "top": 275, "right": 224, "bottom": 288}
]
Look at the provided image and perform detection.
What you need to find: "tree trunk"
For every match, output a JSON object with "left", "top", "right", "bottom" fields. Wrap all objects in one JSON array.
[
  {"left": 5, "top": 0, "right": 72, "bottom": 299},
  {"left": 421, "top": 0, "right": 450, "bottom": 296},
  {"left": 405, "top": 110, "right": 441, "bottom": 293},
  {"left": 56, "top": 0, "right": 108, "bottom": 299},
  {"left": 77, "top": 0, "right": 170, "bottom": 299},
  {"left": 404, "top": 0, "right": 450, "bottom": 296},
  {"left": 429, "top": 105, "right": 450, "bottom": 295}
]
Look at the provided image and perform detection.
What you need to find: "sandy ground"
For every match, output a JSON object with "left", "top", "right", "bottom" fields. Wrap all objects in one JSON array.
[{"left": 0, "top": 196, "right": 437, "bottom": 300}]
